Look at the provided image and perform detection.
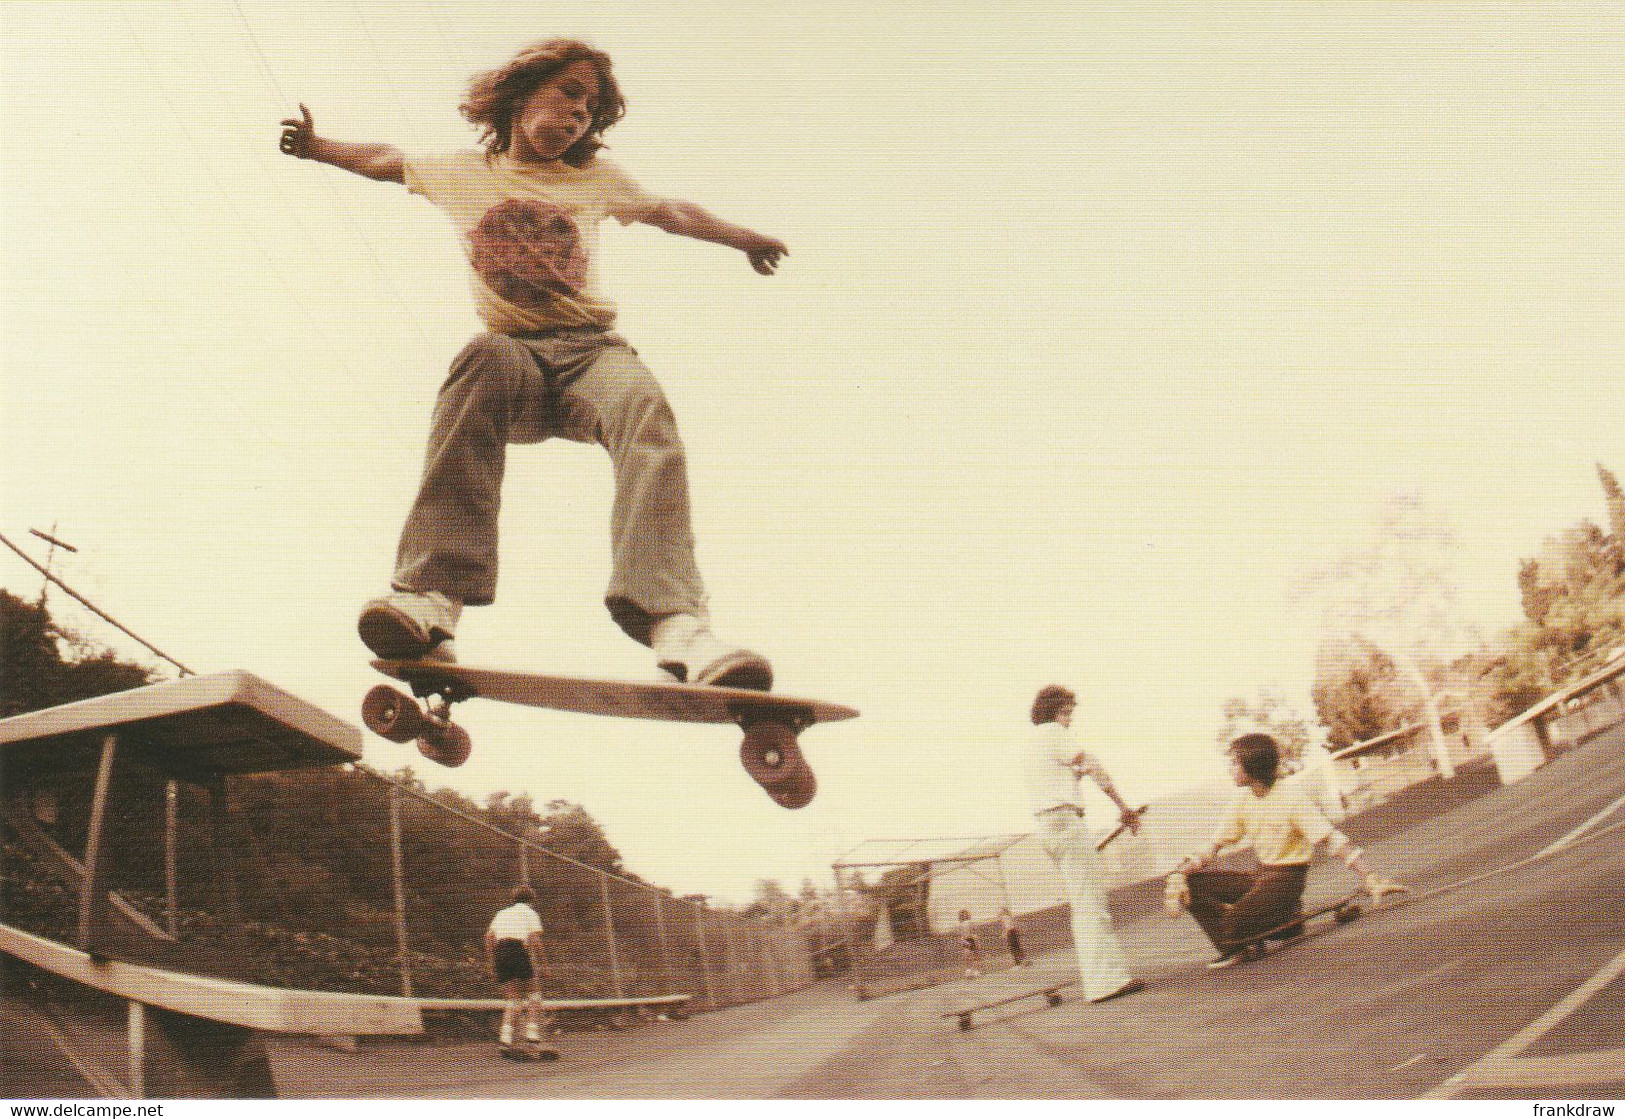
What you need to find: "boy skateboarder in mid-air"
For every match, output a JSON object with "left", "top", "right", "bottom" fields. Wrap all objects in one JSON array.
[{"left": 280, "top": 39, "right": 786, "bottom": 688}]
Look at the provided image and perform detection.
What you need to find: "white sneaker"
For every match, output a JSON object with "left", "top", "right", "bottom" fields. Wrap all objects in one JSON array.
[
  {"left": 1206, "top": 953, "right": 1241, "bottom": 970},
  {"left": 358, "top": 590, "right": 461, "bottom": 661},
  {"left": 651, "top": 614, "right": 772, "bottom": 690}
]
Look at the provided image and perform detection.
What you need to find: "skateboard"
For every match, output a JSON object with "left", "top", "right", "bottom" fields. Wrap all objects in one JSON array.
[
  {"left": 1220, "top": 891, "right": 1363, "bottom": 964},
  {"left": 499, "top": 1041, "right": 560, "bottom": 1061},
  {"left": 362, "top": 660, "right": 858, "bottom": 809},
  {"left": 941, "top": 979, "right": 1077, "bottom": 1031}
]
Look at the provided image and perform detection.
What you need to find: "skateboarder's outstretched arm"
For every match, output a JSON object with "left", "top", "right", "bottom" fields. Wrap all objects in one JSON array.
[
  {"left": 280, "top": 103, "right": 405, "bottom": 184},
  {"left": 637, "top": 200, "right": 788, "bottom": 275}
]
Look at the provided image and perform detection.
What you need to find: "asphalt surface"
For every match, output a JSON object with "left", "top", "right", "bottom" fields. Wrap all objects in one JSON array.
[{"left": 10, "top": 724, "right": 1624, "bottom": 1099}]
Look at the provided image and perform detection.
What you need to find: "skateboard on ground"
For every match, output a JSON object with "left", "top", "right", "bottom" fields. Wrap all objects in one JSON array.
[
  {"left": 941, "top": 979, "right": 1077, "bottom": 1031},
  {"left": 362, "top": 660, "right": 858, "bottom": 809},
  {"left": 499, "top": 1041, "right": 560, "bottom": 1061},
  {"left": 1221, "top": 891, "right": 1363, "bottom": 964}
]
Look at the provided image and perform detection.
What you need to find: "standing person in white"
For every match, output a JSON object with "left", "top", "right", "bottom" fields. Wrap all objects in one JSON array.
[
  {"left": 1024, "top": 685, "right": 1146, "bottom": 1003},
  {"left": 485, "top": 886, "right": 549, "bottom": 1049}
]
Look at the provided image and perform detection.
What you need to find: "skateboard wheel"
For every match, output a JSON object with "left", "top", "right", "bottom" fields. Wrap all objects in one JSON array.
[
  {"left": 957, "top": 1013, "right": 972, "bottom": 1031},
  {"left": 765, "top": 762, "right": 817, "bottom": 810},
  {"left": 1333, "top": 905, "right": 1361, "bottom": 924},
  {"left": 739, "top": 722, "right": 803, "bottom": 788},
  {"left": 362, "top": 685, "right": 424, "bottom": 743},
  {"left": 1045, "top": 992, "right": 1062, "bottom": 1007},
  {"left": 419, "top": 722, "right": 472, "bottom": 767}
]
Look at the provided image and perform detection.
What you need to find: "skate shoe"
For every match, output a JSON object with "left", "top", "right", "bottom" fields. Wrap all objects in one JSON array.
[
  {"left": 651, "top": 613, "right": 772, "bottom": 690},
  {"left": 358, "top": 590, "right": 461, "bottom": 662}
]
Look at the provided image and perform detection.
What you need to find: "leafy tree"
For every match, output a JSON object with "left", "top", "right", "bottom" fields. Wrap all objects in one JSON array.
[
  {"left": 536, "top": 799, "right": 630, "bottom": 877},
  {"left": 1292, "top": 493, "right": 1480, "bottom": 778},
  {"left": 1, "top": 590, "right": 154, "bottom": 717},
  {"left": 1311, "top": 637, "right": 1408, "bottom": 750},
  {"left": 744, "top": 878, "right": 798, "bottom": 922},
  {"left": 1214, "top": 688, "right": 1319, "bottom": 763},
  {"left": 1599, "top": 462, "right": 1625, "bottom": 550}
]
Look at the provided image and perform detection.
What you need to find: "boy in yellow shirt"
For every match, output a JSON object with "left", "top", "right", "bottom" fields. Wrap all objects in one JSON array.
[{"left": 1167, "top": 733, "right": 1408, "bottom": 968}]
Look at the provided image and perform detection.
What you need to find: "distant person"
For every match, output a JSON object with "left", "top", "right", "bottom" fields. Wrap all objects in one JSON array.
[
  {"left": 280, "top": 38, "right": 785, "bottom": 687},
  {"left": 1023, "top": 685, "right": 1146, "bottom": 1002},
  {"left": 956, "top": 909, "right": 981, "bottom": 978},
  {"left": 1165, "top": 733, "right": 1410, "bottom": 969},
  {"left": 485, "top": 885, "right": 550, "bottom": 1050},
  {"left": 999, "top": 906, "right": 1029, "bottom": 967}
]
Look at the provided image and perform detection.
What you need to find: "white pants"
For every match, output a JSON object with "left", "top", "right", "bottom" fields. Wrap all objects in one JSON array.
[{"left": 1039, "top": 811, "right": 1134, "bottom": 999}]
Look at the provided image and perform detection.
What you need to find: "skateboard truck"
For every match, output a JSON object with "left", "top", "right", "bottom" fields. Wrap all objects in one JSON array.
[
  {"left": 735, "top": 710, "right": 817, "bottom": 810},
  {"left": 361, "top": 678, "right": 474, "bottom": 767}
]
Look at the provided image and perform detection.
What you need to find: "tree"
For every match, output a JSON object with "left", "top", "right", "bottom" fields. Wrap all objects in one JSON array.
[
  {"left": 1599, "top": 462, "right": 1625, "bottom": 551},
  {"left": 1292, "top": 493, "right": 1480, "bottom": 779},
  {"left": 1311, "top": 637, "right": 1409, "bottom": 750},
  {"left": 535, "top": 799, "right": 630, "bottom": 877},
  {"left": 1215, "top": 688, "right": 1319, "bottom": 763},
  {"left": 1, "top": 590, "right": 153, "bottom": 717},
  {"left": 744, "top": 878, "right": 798, "bottom": 923}
]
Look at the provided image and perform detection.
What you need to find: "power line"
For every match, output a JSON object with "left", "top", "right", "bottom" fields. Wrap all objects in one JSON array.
[{"left": 0, "top": 531, "right": 197, "bottom": 677}]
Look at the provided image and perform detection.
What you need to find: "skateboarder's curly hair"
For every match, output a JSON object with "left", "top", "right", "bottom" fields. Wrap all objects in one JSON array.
[
  {"left": 1030, "top": 684, "right": 1077, "bottom": 726},
  {"left": 462, "top": 39, "right": 627, "bottom": 167},
  {"left": 1228, "top": 733, "right": 1281, "bottom": 788}
]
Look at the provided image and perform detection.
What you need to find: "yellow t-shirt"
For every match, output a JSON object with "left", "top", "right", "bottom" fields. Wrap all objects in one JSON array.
[
  {"left": 1210, "top": 781, "right": 1339, "bottom": 867},
  {"left": 404, "top": 150, "right": 662, "bottom": 333}
]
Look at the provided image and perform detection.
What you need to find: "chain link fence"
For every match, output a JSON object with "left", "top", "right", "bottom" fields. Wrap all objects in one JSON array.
[{"left": 3, "top": 760, "right": 812, "bottom": 1012}]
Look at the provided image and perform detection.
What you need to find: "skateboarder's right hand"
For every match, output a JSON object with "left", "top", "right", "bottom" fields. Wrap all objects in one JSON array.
[
  {"left": 280, "top": 103, "right": 316, "bottom": 158},
  {"left": 1163, "top": 872, "right": 1190, "bottom": 917}
]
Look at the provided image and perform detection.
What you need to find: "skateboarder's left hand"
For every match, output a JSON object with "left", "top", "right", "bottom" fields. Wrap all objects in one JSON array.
[{"left": 1363, "top": 873, "right": 1411, "bottom": 904}]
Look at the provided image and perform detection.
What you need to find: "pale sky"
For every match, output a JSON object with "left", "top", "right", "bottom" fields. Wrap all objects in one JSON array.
[{"left": 3, "top": 1, "right": 1621, "bottom": 904}]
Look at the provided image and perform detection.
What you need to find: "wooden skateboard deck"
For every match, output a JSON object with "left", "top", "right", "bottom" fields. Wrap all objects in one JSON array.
[
  {"left": 371, "top": 659, "right": 859, "bottom": 727},
  {"left": 362, "top": 660, "right": 857, "bottom": 810},
  {"left": 942, "top": 978, "right": 1078, "bottom": 1030},
  {"left": 499, "top": 1042, "right": 560, "bottom": 1061},
  {"left": 1223, "top": 891, "right": 1363, "bottom": 963}
]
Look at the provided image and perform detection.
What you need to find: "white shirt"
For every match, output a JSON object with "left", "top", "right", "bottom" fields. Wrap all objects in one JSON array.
[
  {"left": 1022, "top": 721, "right": 1108, "bottom": 814},
  {"left": 488, "top": 902, "right": 543, "bottom": 941}
]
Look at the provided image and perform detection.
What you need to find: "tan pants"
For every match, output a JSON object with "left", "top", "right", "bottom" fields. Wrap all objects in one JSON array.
[{"left": 391, "top": 329, "right": 706, "bottom": 642}]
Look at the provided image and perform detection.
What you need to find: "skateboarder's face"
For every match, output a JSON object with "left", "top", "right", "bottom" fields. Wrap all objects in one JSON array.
[
  {"left": 1056, "top": 701, "right": 1076, "bottom": 727},
  {"left": 510, "top": 60, "right": 602, "bottom": 163}
]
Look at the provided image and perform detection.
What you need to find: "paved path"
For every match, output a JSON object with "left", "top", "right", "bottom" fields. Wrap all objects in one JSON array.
[{"left": 265, "top": 725, "right": 1625, "bottom": 1099}]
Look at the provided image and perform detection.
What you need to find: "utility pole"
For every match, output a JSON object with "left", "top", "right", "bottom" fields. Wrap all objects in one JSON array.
[{"left": 29, "top": 525, "right": 78, "bottom": 609}]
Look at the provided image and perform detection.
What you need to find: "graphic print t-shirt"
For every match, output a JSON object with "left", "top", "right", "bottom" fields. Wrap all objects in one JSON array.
[{"left": 404, "top": 150, "right": 662, "bottom": 333}]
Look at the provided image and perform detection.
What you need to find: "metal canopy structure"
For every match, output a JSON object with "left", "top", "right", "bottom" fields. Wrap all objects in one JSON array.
[{"left": 832, "top": 834, "right": 1028, "bottom": 871}]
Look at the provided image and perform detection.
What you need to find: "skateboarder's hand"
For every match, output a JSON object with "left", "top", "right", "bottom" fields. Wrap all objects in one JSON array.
[
  {"left": 741, "top": 233, "right": 788, "bottom": 275},
  {"left": 1118, "top": 805, "right": 1144, "bottom": 834},
  {"left": 1162, "top": 872, "right": 1190, "bottom": 917},
  {"left": 280, "top": 103, "right": 316, "bottom": 158},
  {"left": 1363, "top": 873, "right": 1410, "bottom": 904}
]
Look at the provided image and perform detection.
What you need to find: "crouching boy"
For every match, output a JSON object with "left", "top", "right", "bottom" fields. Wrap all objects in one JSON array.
[{"left": 1165, "top": 733, "right": 1409, "bottom": 969}]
